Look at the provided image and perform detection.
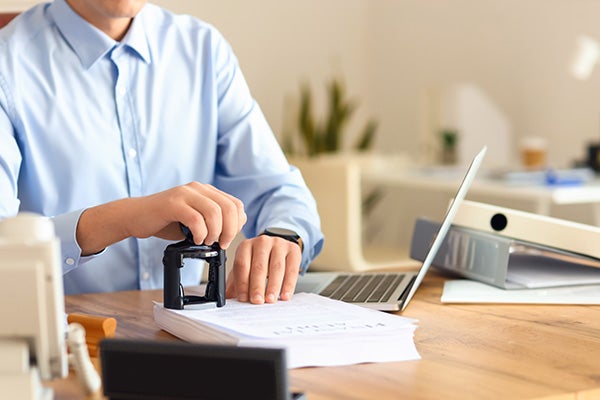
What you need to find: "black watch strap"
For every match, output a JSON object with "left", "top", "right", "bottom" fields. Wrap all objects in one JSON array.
[{"left": 261, "top": 227, "right": 302, "bottom": 250}]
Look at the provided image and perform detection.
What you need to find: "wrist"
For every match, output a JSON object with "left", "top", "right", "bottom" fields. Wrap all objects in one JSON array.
[
  {"left": 77, "top": 199, "right": 132, "bottom": 255},
  {"left": 260, "top": 227, "right": 303, "bottom": 251}
]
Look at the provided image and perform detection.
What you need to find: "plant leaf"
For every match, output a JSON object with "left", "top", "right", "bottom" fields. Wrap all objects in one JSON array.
[
  {"left": 362, "top": 187, "right": 385, "bottom": 217},
  {"left": 354, "top": 118, "right": 378, "bottom": 151},
  {"left": 299, "top": 83, "right": 317, "bottom": 156}
]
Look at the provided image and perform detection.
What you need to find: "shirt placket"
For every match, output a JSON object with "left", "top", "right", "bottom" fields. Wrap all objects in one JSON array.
[
  {"left": 111, "top": 46, "right": 153, "bottom": 288},
  {"left": 111, "top": 47, "right": 143, "bottom": 197}
]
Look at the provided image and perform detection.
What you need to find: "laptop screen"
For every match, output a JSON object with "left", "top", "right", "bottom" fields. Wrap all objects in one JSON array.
[{"left": 401, "top": 146, "right": 487, "bottom": 311}]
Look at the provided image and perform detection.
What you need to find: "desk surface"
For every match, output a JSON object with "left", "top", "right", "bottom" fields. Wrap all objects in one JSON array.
[
  {"left": 363, "top": 170, "right": 600, "bottom": 228},
  {"left": 363, "top": 169, "right": 600, "bottom": 205},
  {"left": 54, "top": 270, "right": 600, "bottom": 400}
]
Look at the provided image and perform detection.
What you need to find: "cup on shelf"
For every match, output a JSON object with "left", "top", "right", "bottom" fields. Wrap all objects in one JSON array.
[{"left": 520, "top": 136, "right": 548, "bottom": 170}]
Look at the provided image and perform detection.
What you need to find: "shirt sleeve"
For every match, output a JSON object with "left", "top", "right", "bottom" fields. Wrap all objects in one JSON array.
[
  {"left": 208, "top": 29, "right": 324, "bottom": 272},
  {"left": 1, "top": 80, "right": 103, "bottom": 275},
  {"left": 0, "top": 75, "right": 21, "bottom": 218}
]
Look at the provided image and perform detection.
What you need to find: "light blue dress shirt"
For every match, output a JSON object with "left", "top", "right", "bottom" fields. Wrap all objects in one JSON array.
[{"left": 0, "top": 0, "right": 323, "bottom": 294}]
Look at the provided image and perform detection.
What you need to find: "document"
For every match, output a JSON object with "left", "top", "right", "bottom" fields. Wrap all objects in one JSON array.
[
  {"left": 505, "top": 251, "right": 600, "bottom": 288},
  {"left": 441, "top": 279, "right": 600, "bottom": 304},
  {"left": 153, "top": 292, "right": 420, "bottom": 368}
]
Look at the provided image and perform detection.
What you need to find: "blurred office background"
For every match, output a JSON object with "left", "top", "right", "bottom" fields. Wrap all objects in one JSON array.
[{"left": 156, "top": 0, "right": 600, "bottom": 170}]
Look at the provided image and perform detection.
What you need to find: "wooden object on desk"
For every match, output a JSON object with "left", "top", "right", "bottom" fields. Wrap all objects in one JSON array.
[
  {"left": 67, "top": 313, "right": 117, "bottom": 357},
  {"left": 56, "top": 269, "right": 600, "bottom": 400}
]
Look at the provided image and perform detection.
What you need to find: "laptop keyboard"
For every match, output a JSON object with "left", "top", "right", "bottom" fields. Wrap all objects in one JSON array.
[{"left": 320, "top": 274, "right": 405, "bottom": 303}]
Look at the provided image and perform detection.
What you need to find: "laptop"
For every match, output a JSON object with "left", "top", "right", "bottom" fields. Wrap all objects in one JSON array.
[{"left": 295, "top": 146, "right": 487, "bottom": 312}]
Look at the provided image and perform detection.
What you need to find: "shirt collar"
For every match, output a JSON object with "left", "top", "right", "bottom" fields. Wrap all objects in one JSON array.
[
  {"left": 123, "top": 11, "right": 151, "bottom": 64},
  {"left": 49, "top": 0, "right": 151, "bottom": 69}
]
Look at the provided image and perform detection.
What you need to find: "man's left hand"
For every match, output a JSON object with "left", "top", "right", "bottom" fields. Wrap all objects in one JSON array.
[{"left": 225, "top": 235, "right": 302, "bottom": 304}]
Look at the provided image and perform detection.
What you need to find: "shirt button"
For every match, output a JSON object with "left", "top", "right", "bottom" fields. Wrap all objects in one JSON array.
[
  {"left": 142, "top": 271, "right": 150, "bottom": 280},
  {"left": 65, "top": 258, "right": 75, "bottom": 266},
  {"left": 128, "top": 148, "right": 137, "bottom": 158}
]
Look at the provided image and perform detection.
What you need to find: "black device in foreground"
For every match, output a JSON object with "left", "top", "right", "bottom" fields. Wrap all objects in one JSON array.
[
  {"left": 163, "top": 225, "right": 226, "bottom": 309},
  {"left": 99, "top": 339, "right": 306, "bottom": 400}
]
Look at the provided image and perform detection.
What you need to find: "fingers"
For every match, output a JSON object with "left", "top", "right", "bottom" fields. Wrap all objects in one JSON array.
[
  {"left": 173, "top": 182, "right": 246, "bottom": 248},
  {"left": 230, "top": 235, "right": 301, "bottom": 304},
  {"left": 229, "top": 240, "right": 252, "bottom": 302},
  {"left": 247, "top": 239, "right": 271, "bottom": 304},
  {"left": 199, "top": 184, "right": 246, "bottom": 248},
  {"left": 263, "top": 244, "right": 287, "bottom": 303},
  {"left": 279, "top": 246, "right": 302, "bottom": 301}
]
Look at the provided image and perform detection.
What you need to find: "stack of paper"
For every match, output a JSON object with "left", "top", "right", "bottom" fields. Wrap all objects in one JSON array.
[{"left": 153, "top": 292, "right": 420, "bottom": 369}]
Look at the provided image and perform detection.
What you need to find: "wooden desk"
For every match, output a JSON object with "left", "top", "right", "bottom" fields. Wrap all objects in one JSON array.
[{"left": 53, "top": 270, "right": 600, "bottom": 400}]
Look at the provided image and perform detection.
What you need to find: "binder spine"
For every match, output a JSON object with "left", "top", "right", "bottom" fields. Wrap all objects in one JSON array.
[
  {"left": 410, "top": 218, "right": 512, "bottom": 288},
  {"left": 452, "top": 200, "right": 600, "bottom": 261}
]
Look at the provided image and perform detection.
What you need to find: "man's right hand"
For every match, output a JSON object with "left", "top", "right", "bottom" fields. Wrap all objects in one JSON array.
[{"left": 76, "top": 182, "right": 246, "bottom": 256}]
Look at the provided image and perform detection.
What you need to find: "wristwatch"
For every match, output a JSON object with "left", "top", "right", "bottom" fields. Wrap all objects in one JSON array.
[{"left": 261, "top": 227, "right": 303, "bottom": 251}]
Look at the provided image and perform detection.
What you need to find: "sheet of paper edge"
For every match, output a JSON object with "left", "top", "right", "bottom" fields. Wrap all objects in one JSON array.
[{"left": 441, "top": 279, "right": 600, "bottom": 304}]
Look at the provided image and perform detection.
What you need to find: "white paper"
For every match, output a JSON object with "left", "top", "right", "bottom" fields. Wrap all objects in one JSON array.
[
  {"left": 441, "top": 279, "right": 600, "bottom": 304},
  {"left": 506, "top": 261, "right": 600, "bottom": 288},
  {"left": 154, "top": 292, "right": 420, "bottom": 368}
]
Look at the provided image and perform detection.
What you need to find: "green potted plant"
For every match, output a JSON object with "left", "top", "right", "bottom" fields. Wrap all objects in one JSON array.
[
  {"left": 281, "top": 78, "right": 400, "bottom": 272},
  {"left": 282, "top": 77, "right": 383, "bottom": 218},
  {"left": 282, "top": 77, "right": 377, "bottom": 158},
  {"left": 440, "top": 128, "right": 459, "bottom": 165}
]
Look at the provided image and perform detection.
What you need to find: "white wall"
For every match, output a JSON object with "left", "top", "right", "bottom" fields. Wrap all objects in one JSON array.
[
  {"left": 365, "top": 0, "right": 600, "bottom": 168},
  {"left": 159, "top": 0, "right": 600, "bottom": 169},
  {"left": 4, "top": 0, "right": 600, "bottom": 167},
  {"left": 0, "top": 0, "right": 35, "bottom": 11}
]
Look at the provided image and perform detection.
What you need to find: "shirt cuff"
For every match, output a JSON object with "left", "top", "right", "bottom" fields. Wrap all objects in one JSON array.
[
  {"left": 298, "top": 228, "right": 324, "bottom": 275},
  {"left": 51, "top": 209, "right": 105, "bottom": 274}
]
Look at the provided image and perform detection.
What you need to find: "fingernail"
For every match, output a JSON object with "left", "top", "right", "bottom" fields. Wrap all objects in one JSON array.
[
  {"left": 265, "top": 293, "right": 276, "bottom": 303},
  {"left": 281, "top": 292, "right": 293, "bottom": 301},
  {"left": 238, "top": 293, "right": 248, "bottom": 302},
  {"left": 251, "top": 294, "right": 264, "bottom": 304},
  {"left": 220, "top": 241, "right": 231, "bottom": 249}
]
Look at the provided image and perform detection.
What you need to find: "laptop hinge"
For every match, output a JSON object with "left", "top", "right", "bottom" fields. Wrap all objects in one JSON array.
[{"left": 398, "top": 276, "right": 416, "bottom": 304}]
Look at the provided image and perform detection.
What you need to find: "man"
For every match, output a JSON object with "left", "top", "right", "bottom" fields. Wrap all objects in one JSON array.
[{"left": 0, "top": 0, "right": 324, "bottom": 304}]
